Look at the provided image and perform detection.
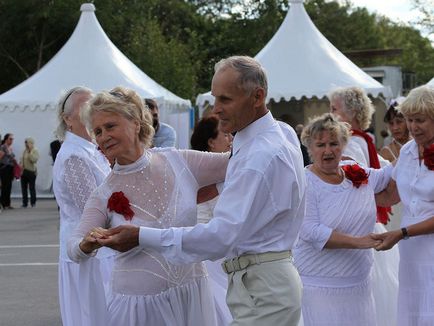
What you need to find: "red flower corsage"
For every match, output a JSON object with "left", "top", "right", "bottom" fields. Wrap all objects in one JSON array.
[
  {"left": 342, "top": 164, "right": 369, "bottom": 188},
  {"left": 423, "top": 144, "right": 434, "bottom": 170},
  {"left": 107, "top": 191, "right": 134, "bottom": 221}
]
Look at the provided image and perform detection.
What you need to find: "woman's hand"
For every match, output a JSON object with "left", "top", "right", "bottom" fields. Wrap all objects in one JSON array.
[
  {"left": 79, "top": 227, "right": 108, "bottom": 254},
  {"left": 371, "top": 230, "right": 402, "bottom": 251},
  {"left": 352, "top": 234, "right": 383, "bottom": 249}
]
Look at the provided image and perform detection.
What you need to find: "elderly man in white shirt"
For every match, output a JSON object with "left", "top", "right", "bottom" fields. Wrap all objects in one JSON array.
[{"left": 98, "top": 56, "right": 306, "bottom": 325}]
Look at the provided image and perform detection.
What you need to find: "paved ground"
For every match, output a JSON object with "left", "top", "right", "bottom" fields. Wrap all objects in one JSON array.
[{"left": 0, "top": 199, "right": 61, "bottom": 326}]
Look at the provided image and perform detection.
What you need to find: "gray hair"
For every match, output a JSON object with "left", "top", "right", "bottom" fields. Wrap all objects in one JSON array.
[
  {"left": 399, "top": 85, "right": 434, "bottom": 120},
  {"left": 328, "top": 86, "right": 374, "bottom": 130},
  {"left": 55, "top": 86, "right": 93, "bottom": 141},
  {"left": 82, "top": 86, "right": 154, "bottom": 148},
  {"left": 301, "top": 113, "right": 351, "bottom": 156},
  {"left": 214, "top": 56, "right": 268, "bottom": 97}
]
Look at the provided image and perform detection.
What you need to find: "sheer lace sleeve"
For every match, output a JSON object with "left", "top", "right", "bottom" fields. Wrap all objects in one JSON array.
[
  {"left": 64, "top": 155, "right": 98, "bottom": 212},
  {"left": 67, "top": 191, "right": 109, "bottom": 263},
  {"left": 180, "top": 150, "right": 229, "bottom": 187}
]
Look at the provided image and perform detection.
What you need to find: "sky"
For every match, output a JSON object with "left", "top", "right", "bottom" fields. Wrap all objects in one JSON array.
[{"left": 350, "top": 0, "right": 419, "bottom": 23}]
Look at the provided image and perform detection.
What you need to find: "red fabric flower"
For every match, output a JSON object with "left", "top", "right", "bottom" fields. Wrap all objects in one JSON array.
[
  {"left": 423, "top": 144, "right": 434, "bottom": 170},
  {"left": 107, "top": 191, "right": 134, "bottom": 221},
  {"left": 342, "top": 164, "right": 369, "bottom": 188}
]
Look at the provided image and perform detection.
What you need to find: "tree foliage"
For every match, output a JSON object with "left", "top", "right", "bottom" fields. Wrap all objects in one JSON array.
[{"left": 0, "top": 0, "right": 433, "bottom": 99}]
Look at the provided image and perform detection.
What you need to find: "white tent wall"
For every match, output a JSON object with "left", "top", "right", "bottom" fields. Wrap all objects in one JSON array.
[
  {"left": 0, "top": 104, "right": 58, "bottom": 197},
  {"left": 0, "top": 3, "right": 191, "bottom": 197}
]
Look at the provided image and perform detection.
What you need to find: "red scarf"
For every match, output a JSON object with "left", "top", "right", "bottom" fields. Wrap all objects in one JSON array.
[{"left": 352, "top": 129, "right": 391, "bottom": 224}]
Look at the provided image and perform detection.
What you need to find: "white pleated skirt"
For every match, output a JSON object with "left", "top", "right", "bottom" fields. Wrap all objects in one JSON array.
[
  {"left": 372, "top": 223, "right": 399, "bottom": 326},
  {"left": 107, "top": 276, "right": 218, "bottom": 326},
  {"left": 301, "top": 275, "right": 376, "bottom": 326}
]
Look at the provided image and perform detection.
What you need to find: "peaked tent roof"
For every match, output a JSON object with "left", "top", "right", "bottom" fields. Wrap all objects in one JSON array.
[
  {"left": 196, "top": 0, "right": 391, "bottom": 107},
  {"left": 428, "top": 77, "right": 434, "bottom": 86},
  {"left": 0, "top": 3, "right": 191, "bottom": 111}
]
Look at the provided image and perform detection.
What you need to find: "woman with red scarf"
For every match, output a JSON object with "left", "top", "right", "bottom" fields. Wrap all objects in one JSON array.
[{"left": 329, "top": 86, "right": 399, "bottom": 326}]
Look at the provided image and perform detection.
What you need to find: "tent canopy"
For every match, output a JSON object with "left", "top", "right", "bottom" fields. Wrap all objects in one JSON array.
[
  {"left": 428, "top": 77, "right": 434, "bottom": 86},
  {"left": 0, "top": 3, "right": 191, "bottom": 195},
  {"left": 196, "top": 0, "right": 391, "bottom": 107}
]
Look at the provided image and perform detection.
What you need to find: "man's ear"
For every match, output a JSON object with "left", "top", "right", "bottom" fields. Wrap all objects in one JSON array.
[{"left": 254, "top": 87, "right": 265, "bottom": 104}]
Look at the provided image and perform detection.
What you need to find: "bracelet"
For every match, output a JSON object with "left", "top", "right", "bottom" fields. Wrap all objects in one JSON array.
[{"left": 401, "top": 227, "right": 410, "bottom": 240}]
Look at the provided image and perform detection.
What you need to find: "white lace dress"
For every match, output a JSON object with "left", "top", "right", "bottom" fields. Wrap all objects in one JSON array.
[
  {"left": 53, "top": 131, "right": 115, "bottom": 326},
  {"left": 68, "top": 148, "right": 228, "bottom": 326},
  {"left": 197, "top": 191, "right": 232, "bottom": 326}
]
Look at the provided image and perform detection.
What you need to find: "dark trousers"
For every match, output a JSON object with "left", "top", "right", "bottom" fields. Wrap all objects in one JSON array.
[
  {"left": 21, "top": 169, "right": 37, "bottom": 207},
  {"left": 0, "top": 165, "right": 14, "bottom": 208}
]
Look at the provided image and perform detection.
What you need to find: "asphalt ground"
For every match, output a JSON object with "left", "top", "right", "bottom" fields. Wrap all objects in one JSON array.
[{"left": 0, "top": 199, "right": 61, "bottom": 326}]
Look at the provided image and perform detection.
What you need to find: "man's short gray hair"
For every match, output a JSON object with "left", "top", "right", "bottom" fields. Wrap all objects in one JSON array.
[{"left": 214, "top": 56, "right": 268, "bottom": 97}]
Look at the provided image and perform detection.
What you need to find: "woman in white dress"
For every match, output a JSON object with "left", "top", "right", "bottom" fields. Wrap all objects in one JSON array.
[
  {"left": 374, "top": 85, "right": 434, "bottom": 325},
  {"left": 293, "top": 113, "right": 393, "bottom": 326},
  {"left": 190, "top": 115, "right": 233, "bottom": 326},
  {"left": 379, "top": 103, "right": 410, "bottom": 231},
  {"left": 329, "top": 86, "right": 399, "bottom": 326},
  {"left": 53, "top": 86, "right": 115, "bottom": 326},
  {"left": 67, "top": 87, "right": 229, "bottom": 326}
]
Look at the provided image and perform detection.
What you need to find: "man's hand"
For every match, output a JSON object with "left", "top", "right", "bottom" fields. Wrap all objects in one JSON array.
[{"left": 97, "top": 225, "right": 140, "bottom": 252}]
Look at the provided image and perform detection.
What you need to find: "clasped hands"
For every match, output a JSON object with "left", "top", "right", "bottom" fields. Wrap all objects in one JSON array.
[
  {"left": 357, "top": 230, "right": 403, "bottom": 251},
  {"left": 79, "top": 225, "right": 140, "bottom": 254}
]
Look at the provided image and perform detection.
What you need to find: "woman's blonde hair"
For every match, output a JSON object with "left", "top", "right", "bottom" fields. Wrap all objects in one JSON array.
[
  {"left": 82, "top": 86, "right": 154, "bottom": 148},
  {"left": 301, "top": 113, "right": 351, "bottom": 156},
  {"left": 329, "top": 86, "right": 374, "bottom": 130},
  {"left": 399, "top": 85, "right": 434, "bottom": 120}
]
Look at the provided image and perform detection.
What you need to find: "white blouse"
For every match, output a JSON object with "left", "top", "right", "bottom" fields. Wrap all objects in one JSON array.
[
  {"left": 293, "top": 163, "right": 393, "bottom": 287},
  {"left": 53, "top": 131, "right": 111, "bottom": 262},
  {"left": 393, "top": 140, "right": 434, "bottom": 224}
]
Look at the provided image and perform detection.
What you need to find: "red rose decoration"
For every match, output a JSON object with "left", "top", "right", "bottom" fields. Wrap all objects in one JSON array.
[
  {"left": 342, "top": 164, "right": 369, "bottom": 188},
  {"left": 107, "top": 191, "right": 134, "bottom": 221},
  {"left": 423, "top": 144, "right": 434, "bottom": 171}
]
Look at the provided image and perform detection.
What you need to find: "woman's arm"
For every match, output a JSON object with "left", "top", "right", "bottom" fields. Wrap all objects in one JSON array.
[
  {"left": 375, "top": 179, "right": 400, "bottom": 207},
  {"left": 325, "top": 231, "right": 381, "bottom": 249}
]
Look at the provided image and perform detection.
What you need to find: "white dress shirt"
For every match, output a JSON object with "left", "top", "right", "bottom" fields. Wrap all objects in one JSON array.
[{"left": 139, "top": 111, "right": 306, "bottom": 264}]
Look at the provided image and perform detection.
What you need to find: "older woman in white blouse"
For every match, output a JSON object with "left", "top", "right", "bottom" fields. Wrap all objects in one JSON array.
[
  {"left": 293, "top": 113, "right": 393, "bottom": 326},
  {"left": 374, "top": 85, "right": 434, "bottom": 325},
  {"left": 53, "top": 86, "right": 114, "bottom": 326},
  {"left": 67, "top": 87, "right": 228, "bottom": 326}
]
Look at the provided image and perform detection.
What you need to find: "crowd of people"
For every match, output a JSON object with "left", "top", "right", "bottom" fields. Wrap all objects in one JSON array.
[{"left": 1, "top": 55, "right": 434, "bottom": 326}]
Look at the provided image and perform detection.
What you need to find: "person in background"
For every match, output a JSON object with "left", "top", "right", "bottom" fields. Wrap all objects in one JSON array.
[
  {"left": 379, "top": 103, "right": 410, "bottom": 163},
  {"left": 296, "top": 124, "right": 311, "bottom": 166},
  {"left": 329, "top": 86, "right": 399, "bottom": 326},
  {"left": 50, "top": 139, "right": 62, "bottom": 163},
  {"left": 20, "top": 137, "right": 39, "bottom": 208},
  {"left": 0, "top": 133, "right": 17, "bottom": 209},
  {"left": 190, "top": 115, "right": 233, "bottom": 325},
  {"left": 293, "top": 113, "right": 392, "bottom": 326},
  {"left": 53, "top": 86, "right": 114, "bottom": 326},
  {"left": 373, "top": 85, "right": 434, "bottom": 325},
  {"left": 145, "top": 98, "right": 177, "bottom": 147}
]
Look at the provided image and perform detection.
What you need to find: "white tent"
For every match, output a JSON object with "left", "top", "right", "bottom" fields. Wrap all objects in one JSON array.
[
  {"left": 196, "top": 0, "right": 391, "bottom": 107},
  {"left": 0, "top": 3, "right": 192, "bottom": 195},
  {"left": 428, "top": 77, "right": 434, "bottom": 86}
]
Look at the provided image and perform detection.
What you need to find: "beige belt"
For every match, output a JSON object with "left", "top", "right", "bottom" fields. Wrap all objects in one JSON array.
[{"left": 221, "top": 251, "right": 292, "bottom": 274}]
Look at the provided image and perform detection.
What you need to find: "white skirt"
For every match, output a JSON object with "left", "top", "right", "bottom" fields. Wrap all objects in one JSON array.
[
  {"left": 301, "top": 275, "right": 376, "bottom": 326},
  {"left": 59, "top": 255, "right": 115, "bottom": 326},
  {"left": 372, "top": 223, "right": 399, "bottom": 326},
  {"left": 398, "top": 233, "right": 434, "bottom": 325},
  {"left": 107, "top": 276, "right": 218, "bottom": 326},
  {"left": 205, "top": 259, "right": 232, "bottom": 325}
]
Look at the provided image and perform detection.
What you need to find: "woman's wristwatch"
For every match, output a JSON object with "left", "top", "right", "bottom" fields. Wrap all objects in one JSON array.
[{"left": 401, "top": 227, "right": 410, "bottom": 240}]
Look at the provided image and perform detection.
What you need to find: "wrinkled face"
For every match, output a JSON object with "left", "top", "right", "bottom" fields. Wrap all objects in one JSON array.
[
  {"left": 65, "top": 93, "right": 92, "bottom": 141},
  {"left": 211, "top": 68, "right": 256, "bottom": 134},
  {"left": 208, "top": 129, "right": 233, "bottom": 153},
  {"left": 405, "top": 113, "right": 434, "bottom": 147},
  {"left": 330, "top": 98, "right": 352, "bottom": 124},
  {"left": 309, "top": 131, "right": 343, "bottom": 172},
  {"left": 387, "top": 116, "right": 408, "bottom": 141},
  {"left": 91, "top": 111, "right": 140, "bottom": 163}
]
